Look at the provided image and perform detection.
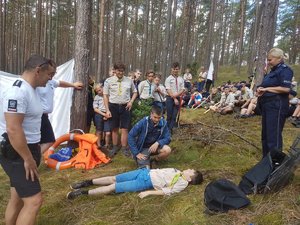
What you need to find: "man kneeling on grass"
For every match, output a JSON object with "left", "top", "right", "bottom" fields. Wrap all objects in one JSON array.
[
  {"left": 67, "top": 167, "right": 203, "bottom": 200},
  {"left": 128, "top": 104, "right": 171, "bottom": 168}
]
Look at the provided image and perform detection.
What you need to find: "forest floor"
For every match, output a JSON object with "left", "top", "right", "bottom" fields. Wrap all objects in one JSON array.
[
  {"left": 0, "top": 65, "right": 299, "bottom": 225},
  {"left": 1, "top": 109, "right": 299, "bottom": 225}
]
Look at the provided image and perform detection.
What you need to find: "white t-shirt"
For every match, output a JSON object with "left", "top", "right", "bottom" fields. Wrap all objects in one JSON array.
[
  {"left": 36, "top": 79, "right": 60, "bottom": 114},
  {"left": 0, "top": 79, "right": 43, "bottom": 143}
]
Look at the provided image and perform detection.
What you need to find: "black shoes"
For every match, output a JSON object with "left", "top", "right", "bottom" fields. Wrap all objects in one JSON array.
[
  {"left": 67, "top": 189, "right": 85, "bottom": 200},
  {"left": 70, "top": 180, "right": 92, "bottom": 190}
]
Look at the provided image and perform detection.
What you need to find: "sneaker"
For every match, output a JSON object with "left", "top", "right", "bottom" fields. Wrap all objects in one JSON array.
[
  {"left": 70, "top": 180, "right": 92, "bottom": 190},
  {"left": 121, "top": 147, "right": 132, "bottom": 158},
  {"left": 108, "top": 146, "right": 120, "bottom": 158},
  {"left": 67, "top": 189, "right": 84, "bottom": 200}
]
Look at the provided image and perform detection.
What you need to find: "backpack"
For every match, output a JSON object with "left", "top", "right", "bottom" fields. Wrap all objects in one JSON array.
[
  {"left": 238, "top": 153, "right": 273, "bottom": 195},
  {"left": 204, "top": 179, "right": 250, "bottom": 213}
]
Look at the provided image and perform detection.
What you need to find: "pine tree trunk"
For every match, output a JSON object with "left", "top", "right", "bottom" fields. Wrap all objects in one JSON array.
[
  {"left": 141, "top": 1, "right": 150, "bottom": 73},
  {"left": 162, "top": 0, "right": 173, "bottom": 79},
  {"left": 169, "top": 0, "right": 177, "bottom": 66},
  {"left": 205, "top": 0, "right": 217, "bottom": 68},
  {"left": 97, "top": 0, "right": 105, "bottom": 81},
  {"left": 255, "top": 0, "right": 279, "bottom": 86},
  {"left": 71, "top": 0, "right": 92, "bottom": 131},
  {"left": 236, "top": 0, "right": 246, "bottom": 76}
]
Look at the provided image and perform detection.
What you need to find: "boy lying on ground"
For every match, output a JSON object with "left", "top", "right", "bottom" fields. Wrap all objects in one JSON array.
[{"left": 67, "top": 167, "right": 203, "bottom": 199}]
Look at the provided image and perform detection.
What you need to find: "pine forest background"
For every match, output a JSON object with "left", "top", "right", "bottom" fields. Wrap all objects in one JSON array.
[{"left": 0, "top": 0, "right": 299, "bottom": 82}]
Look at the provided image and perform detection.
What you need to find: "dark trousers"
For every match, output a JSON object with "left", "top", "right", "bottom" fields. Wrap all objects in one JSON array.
[
  {"left": 205, "top": 79, "right": 213, "bottom": 91},
  {"left": 197, "top": 81, "right": 205, "bottom": 92},
  {"left": 261, "top": 96, "right": 289, "bottom": 157},
  {"left": 166, "top": 96, "right": 180, "bottom": 131}
]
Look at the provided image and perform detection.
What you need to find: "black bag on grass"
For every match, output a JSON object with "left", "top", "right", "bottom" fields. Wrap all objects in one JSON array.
[
  {"left": 204, "top": 179, "right": 250, "bottom": 213},
  {"left": 238, "top": 153, "right": 273, "bottom": 194}
]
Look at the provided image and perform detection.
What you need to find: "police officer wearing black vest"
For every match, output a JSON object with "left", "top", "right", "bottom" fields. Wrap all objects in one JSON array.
[{"left": 257, "top": 48, "right": 293, "bottom": 163}]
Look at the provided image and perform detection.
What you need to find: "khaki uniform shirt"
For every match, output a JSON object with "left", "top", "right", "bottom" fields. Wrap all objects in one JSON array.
[
  {"left": 150, "top": 168, "right": 188, "bottom": 196},
  {"left": 165, "top": 75, "right": 185, "bottom": 96},
  {"left": 103, "top": 75, "right": 137, "bottom": 104},
  {"left": 138, "top": 80, "right": 154, "bottom": 100}
]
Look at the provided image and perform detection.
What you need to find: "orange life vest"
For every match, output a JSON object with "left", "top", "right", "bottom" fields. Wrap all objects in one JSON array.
[{"left": 44, "top": 133, "right": 111, "bottom": 170}]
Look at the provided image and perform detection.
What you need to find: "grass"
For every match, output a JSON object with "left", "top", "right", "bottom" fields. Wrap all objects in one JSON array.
[{"left": 0, "top": 66, "right": 300, "bottom": 225}]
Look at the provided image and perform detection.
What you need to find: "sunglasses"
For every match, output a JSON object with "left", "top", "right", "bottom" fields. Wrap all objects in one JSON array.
[{"left": 38, "top": 59, "right": 54, "bottom": 68}]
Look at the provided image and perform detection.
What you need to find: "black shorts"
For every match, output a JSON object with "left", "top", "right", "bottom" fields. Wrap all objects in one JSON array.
[
  {"left": 0, "top": 143, "right": 41, "bottom": 198},
  {"left": 40, "top": 114, "right": 56, "bottom": 144},
  {"left": 95, "top": 113, "right": 111, "bottom": 132},
  {"left": 109, "top": 103, "right": 131, "bottom": 129}
]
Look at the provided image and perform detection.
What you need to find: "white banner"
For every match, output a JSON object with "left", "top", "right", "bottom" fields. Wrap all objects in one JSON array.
[{"left": 0, "top": 59, "right": 75, "bottom": 139}]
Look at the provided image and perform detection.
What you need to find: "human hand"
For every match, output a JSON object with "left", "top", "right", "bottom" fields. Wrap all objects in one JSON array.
[
  {"left": 256, "top": 87, "right": 266, "bottom": 96},
  {"left": 138, "top": 191, "right": 150, "bottom": 199},
  {"left": 174, "top": 98, "right": 179, "bottom": 105},
  {"left": 24, "top": 157, "right": 39, "bottom": 182},
  {"left": 74, "top": 82, "right": 83, "bottom": 90},
  {"left": 106, "top": 111, "right": 112, "bottom": 118},
  {"left": 126, "top": 101, "right": 133, "bottom": 110},
  {"left": 136, "top": 153, "right": 147, "bottom": 160},
  {"left": 148, "top": 142, "right": 159, "bottom": 153}
]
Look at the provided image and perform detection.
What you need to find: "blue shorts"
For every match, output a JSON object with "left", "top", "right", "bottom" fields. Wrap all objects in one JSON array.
[
  {"left": 94, "top": 113, "right": 111, "bottom": 132},
  {"left": 115, "top": 168, "right": 153, "bottom": 193}
]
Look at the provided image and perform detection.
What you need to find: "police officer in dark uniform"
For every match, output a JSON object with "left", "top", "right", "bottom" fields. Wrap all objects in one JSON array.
[{"left": 257, "top": 48, "right": 293, "bottom": 163}]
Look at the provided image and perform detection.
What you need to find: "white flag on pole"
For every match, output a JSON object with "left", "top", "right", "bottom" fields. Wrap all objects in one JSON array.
[{"left": 207, "top": 60, "right": 214, "bottom": 80}]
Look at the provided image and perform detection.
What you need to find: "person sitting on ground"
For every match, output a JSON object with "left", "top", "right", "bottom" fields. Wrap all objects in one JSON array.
[
  {"left": 187, "top": 90, "right": 202, "bottom": 108},
  {"left": 239, "top": 95, "right": 259, "bottom": 118},
  {"left": 291, "top": 103, "right": 300, "bottom": 128},
  {"left": 93, "top": 83, "right": 111, "bottom": 150},
  {"left": 67, "top": 167, "right": 203, "bottom": 200},
  {"left": 232, "top": 86, "right": 242, "bottom": 106},
  {"left": 128, "top": 105, "right": 171, "bottom": 168},
  {"left": 209, "top": 86, "right": 235, "bottom": 115},
  {"left": 290, "top": 92, "right": 300, "bottom": 127},
  {"left": 288, "top": 90, "right": 298, "bottom": 118},
  {"left": 202, "top": 87, "right": 221, "bottom": 109}
]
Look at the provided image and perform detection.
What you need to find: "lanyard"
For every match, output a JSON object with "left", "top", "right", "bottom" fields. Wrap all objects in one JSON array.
[
  {"left": 173, "top": 75, "right": 178, "bottom": 93},
  {"left": 147, "top": 80, "right": 152, "bottom": 96},
  {"left": 117, "top": 78, "right": 123, "bottom": 96},
  {"left": 170, "top": 173, "right": 182, "bottom": 187}
]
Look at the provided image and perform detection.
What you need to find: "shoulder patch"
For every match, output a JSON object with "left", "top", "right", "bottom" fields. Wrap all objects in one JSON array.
[
  {"left": 7, "top": 99, "right": 17, "bottom": 112},
  {"left": 13, "top": 80, "right": 23, "bottom": 87}
]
